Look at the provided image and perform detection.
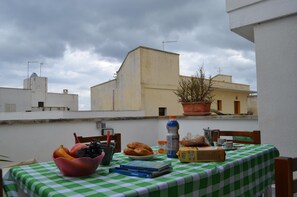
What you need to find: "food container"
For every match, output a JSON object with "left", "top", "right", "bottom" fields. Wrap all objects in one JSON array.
[
  {"left": 177, "top": 147, "right": 225, "bottom": 162},
  {"left": 157, "top": 140, "right": 167, "bottom": 154},
  {"left": 217, "top": 138, "right": 226, "bottom": 146},
  {"left": 100, "top": 144, "right": 114, "bottom": 165},
  {"left": 53, "top": 152, "right": 105, "bottom": 177},
  {"left": 223, "top": 141, "right": 233, "bottom": 149}
]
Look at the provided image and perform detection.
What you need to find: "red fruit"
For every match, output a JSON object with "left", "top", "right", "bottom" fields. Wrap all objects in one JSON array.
[
  {"left": 53, "top": 147, "right": 60, "bottom": 159},
  {"left": 70, "top": 143, "right": 88, "bottom": 157}
]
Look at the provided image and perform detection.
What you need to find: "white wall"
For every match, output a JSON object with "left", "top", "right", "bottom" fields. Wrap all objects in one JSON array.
[
  {"left": 29, "top": 77, "right": 47, "bottom": 107},
  {"left": 226, "top": 0, "right": 297, "bottom": 42},
  {"left": 226, "top": 0, "right": 297, "bottom": 157},
  {"left": 0, "top": 110, "right": 145, "bottom": 120},
  {"left": 0, "top": 119, "right": 157, "bottom": 167},
  {"left": 0, "top": 88, "right": 31, "bottom": 112},
  {"left": 254, "top": 15, "right": 297, "bottom": 157},
  {"left": 0, "top": 114, "right": 259, "bottom": 168},
  {"left": 46, "top": 93, "right": 78, "bottom": 111}
]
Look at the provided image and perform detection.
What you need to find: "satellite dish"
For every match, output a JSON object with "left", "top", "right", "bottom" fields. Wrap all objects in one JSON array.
[{"left": 30, "top": 72, "right": 38, "bottom": 78}]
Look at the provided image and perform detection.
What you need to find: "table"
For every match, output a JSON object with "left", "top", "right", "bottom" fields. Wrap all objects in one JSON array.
[{"left": 3, "top": 144, "right": 279, "bottom": 197}]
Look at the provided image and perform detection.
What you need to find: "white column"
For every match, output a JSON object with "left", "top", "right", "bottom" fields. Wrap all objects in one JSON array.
[{"left": 254, "top": 15, "right": 297, "bottom": 156}]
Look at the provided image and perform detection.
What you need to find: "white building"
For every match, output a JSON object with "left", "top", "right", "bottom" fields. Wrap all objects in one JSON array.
[
  {"left": 226, "top": 0, "right": 297, "bottom": 157},
  {"left": 0, "top": 73, "right": 78, "bottom": 112}
]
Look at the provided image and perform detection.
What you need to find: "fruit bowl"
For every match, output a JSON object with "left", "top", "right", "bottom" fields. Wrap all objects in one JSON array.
[{"left": 53, "top": 152, "right": 105, "bottom": 177}]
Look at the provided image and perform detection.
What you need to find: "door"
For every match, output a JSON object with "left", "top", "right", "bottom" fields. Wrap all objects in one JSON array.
[{"left": 234, "top": 101, "right": 240, "bottom": 114}]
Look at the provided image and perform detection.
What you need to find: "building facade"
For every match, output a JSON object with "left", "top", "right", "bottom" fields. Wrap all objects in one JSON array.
[
  {"left": 91, "top": 46, "right": 255, "bottom": 116},
  {"left": 0, "top": 73, "right": 78, "bottom": 112}
]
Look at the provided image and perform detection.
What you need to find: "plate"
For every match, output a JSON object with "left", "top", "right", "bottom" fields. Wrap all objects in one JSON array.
[
  {"left": 223, "top": 147, "right": 237, "bottom": 151},
  {"left": 223, "top": 146, "right": 241, "bottom": 151},
  {"left": 126, "top": 154, "right": 154, "bottom": 160}
]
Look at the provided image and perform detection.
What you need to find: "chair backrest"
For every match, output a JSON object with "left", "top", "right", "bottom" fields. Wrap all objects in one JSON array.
[
  {"left": 213, "top": 130, "right": 261, "bottom": 144},
  {"left": 275, "top": 156, "right": 297, "bottom": 197},
  {"left": 77, "top": 133, "right": 121, "bottom": 153},
  {"left": 0, "top": 168, "right": 3, "bottom": 197}
]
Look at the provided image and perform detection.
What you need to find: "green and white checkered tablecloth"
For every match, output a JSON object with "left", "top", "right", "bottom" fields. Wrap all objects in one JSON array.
[{"left": 3, "top": 144, "right": 279, "bottom": 197}]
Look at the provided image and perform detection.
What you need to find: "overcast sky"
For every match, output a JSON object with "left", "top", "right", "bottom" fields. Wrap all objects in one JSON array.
[{"left": 0, "top": 0, "right": 256, "bottom": 110}]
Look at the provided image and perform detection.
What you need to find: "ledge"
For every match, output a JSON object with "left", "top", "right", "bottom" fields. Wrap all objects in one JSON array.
[{"left": 0, "top": 115, "right": 258, "bottom": 125}]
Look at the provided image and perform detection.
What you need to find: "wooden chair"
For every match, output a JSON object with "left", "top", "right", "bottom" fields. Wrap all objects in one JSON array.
[
  {"left": 1, "top": 168, "right": 3, "bottom": 197},
  {"left": 76, "top": 133, "right": 121, "bottom": 153},
  {"left": 213, "top": 130, "right": 261, "bottom": 144},
  {"left": 274, "top": 156, "right": 297, "bottom": 197}
]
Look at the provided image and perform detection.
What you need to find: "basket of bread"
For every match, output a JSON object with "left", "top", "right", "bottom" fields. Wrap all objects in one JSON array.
[
  {"left": 180, "top": 132, "right": 209, "bottom": 147},
  {"left": 123, "top": 142, "right": 154, "bottom": 160}
]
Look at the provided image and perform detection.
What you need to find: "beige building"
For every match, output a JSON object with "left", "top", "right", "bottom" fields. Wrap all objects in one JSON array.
[{"left": 91, "top": 46, "right": 256, "bottom": 116}]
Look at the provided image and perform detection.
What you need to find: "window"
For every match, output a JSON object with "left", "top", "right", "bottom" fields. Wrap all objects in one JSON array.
[
  {"left": 38, "top": 102, "right": 44, "bottom": 107},
  {"left": 159, "top": 107, "right": 167, "bottom": 116},
  {"left": 5, "top": 103, "right": 16, "bottom": 112},
  {"left": 217, "top": 100, "right": 222, "bottom": 111}
]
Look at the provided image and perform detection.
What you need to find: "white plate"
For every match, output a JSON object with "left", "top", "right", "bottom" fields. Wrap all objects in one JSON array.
[
  {"left": 223, "top": 146, "right": 239, "bottom": 151},
  {"left": 126, "top": 154, "right": 154, "bottom": 160}
]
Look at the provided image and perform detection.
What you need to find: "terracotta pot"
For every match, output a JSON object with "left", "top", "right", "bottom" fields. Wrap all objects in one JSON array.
[{"left": 181, "top": 102, "right": 211, "bottom": 116}]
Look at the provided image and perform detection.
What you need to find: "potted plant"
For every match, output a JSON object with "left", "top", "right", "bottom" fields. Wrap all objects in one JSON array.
[{"left": 174, "top": 67, "right": 214, "bottom": 116}]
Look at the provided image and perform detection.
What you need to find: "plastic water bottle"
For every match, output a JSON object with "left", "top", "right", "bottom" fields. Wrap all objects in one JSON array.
[{"left": 166, "top": 116, "right": 179, "bottom": 158}]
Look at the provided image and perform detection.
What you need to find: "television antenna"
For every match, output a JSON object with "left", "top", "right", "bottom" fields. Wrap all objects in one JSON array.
[
  {"left": 40, "top": 62, "right": 46, "bottom": 77},
  {"left": 218, "top": 67, "right": 222, "bottom": 74},
  {"left": 162, "top": 40, "right": 177, "bottom": 50}
]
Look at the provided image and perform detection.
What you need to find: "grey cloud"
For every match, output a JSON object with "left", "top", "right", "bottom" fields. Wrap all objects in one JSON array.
[{"left": 0, "top": 0, "right": 257, "bottom": 109}]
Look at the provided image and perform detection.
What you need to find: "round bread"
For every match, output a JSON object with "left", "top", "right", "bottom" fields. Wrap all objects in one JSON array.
[
  {"left": 123, "top": 147, "right": 138, "bottom": 156},
  {"left": 127, "top": 142, "right": 153, "bottom": 152},
  {"left": 125, "top": 142, "right": 154, "bottom": 156},
  {"left": 127, "top": 142, "right": 145, "bottom": 149},
  {"left": 134, "top": 148, "right": 153, "bottom": 156}
]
